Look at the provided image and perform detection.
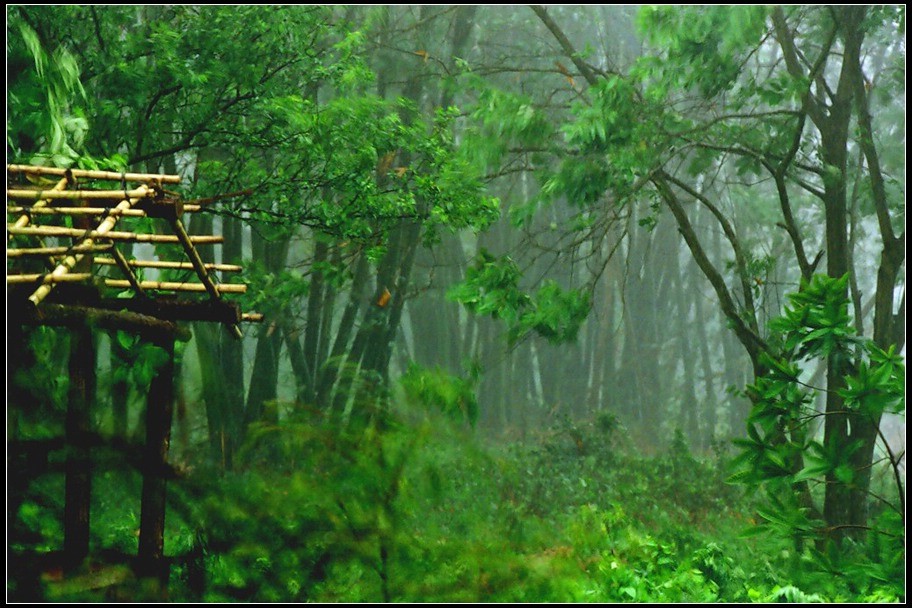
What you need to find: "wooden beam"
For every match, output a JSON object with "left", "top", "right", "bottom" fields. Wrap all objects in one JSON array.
[
  {"left": 19, "top": 303, "right": 192, "bottom": 345},
  {"left": 64, "top": 324, "right": 95, "bottom": 568},
  {"left": 167, "top": 218, "right": 220, "bottom": 300},
  {"left": 9, "top": 286, "right": 259, "bottom": 325},
  {"left": 7, "top": 164, "right": 181, "bottom": 184},
  {"left": 91, "top": 298, "right": 244, "bottom": 324},
  {"left": 168, "top": 216, "right": 244, "bottom": 339},
  {"left": 138, "top": 336, "right": 175, "bottom": 578},
  {"left": 8, "top": 205, "right": 149, "bottom": 218},
  {"left": 109, "top": 247, "right": 148, "bottom": 298}
]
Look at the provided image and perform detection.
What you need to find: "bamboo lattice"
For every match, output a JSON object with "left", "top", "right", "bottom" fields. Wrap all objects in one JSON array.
[{"left": 7, "top": 164, "right": 260, "bottom": 336}]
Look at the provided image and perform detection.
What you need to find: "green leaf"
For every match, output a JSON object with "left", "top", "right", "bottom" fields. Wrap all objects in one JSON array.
[{"left": 833, "top": 464, "right": 854, "bottom": 485}]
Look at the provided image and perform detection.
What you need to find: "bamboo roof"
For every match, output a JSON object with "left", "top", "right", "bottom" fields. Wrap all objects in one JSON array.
[{"left": 7, "top": 164, "right": 262, "bottom": 337}]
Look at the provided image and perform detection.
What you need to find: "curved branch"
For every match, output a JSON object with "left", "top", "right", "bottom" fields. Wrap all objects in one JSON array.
[
  {"left": 876, "top": 424, "right": 905, "bottom": 523},
  {"left": 849, "top": 44, "right": 897, "bottom": 245},
  {"left": 660, "top": 171, "right": 760, "bottom": 333},
  {"left": 771, "top": 7, "right": 828, "bottom": 127},
  {"left": 530, "top": 5, "right": 600, "bottom": 86},
  {"left": 653, "top": 175, "right": 768, "bottom": 371}
]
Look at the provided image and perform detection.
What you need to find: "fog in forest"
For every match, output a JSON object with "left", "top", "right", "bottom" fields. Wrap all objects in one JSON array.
[{"left": 7, "top": 5, "right": 905, "bottom": 602}]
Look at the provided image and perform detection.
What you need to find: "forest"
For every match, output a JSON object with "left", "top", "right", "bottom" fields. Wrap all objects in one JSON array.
[{"left": 5, "top": 5, "right": 906, "bottom": 602}]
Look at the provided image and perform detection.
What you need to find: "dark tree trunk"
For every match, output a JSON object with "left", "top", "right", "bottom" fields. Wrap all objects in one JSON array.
[
  {"left": 64, "top": 325, "right": 95, "bottom": 567},
  {"left": 244, "top": 228, "right": 291, "bottom": 428},
  {"left": 138, "top": 336, "right": 175, "bottom": 580}
]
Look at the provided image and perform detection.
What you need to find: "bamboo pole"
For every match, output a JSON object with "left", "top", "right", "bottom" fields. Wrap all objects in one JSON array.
[
  {"left": 167, "top": 216, "right": 244, "bottom": 338},
  {"left": 8, "top": 225, "right": 223, "bottom": 245},
  {"left": 6, "top": 204, "right": 201, "bottom": 216},
  {"left": 7, "top": 273, "right": 93, "bottom": 285},
  {"left": 93, "top": 257, "right": 243, "bottom": 272},
  {"left": 9, "top": 175, "right": 69, "bottom": 237},
  {"left": 7, "top": 244, "right": 114, "bottom": 257},
  {"left": 8, "top": 187, "right": 153, "bottom": 200},
  {"left": 110, "top": 247, "right": 147, "bottom": 297},
  {"left": 7, "top": 164, "right": 181, "bottom": 184},
  {"left": 27, "top": 189, "right": 144, "bottom": 306},
  {"left": 103, "top": 279, "right": 247, "bottom": 294},
  {"left": 8, "top": 205, "right": 149, "bottom": 218},
  {"left": 167, "top": 218, "right": 220, "bottom": 300}
]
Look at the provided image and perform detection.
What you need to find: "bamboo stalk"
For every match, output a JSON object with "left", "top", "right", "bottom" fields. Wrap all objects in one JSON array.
[
  {"left": 28, "top": 191, "right": 142, "bottom": 306},
  {"left": 93, "top": 257, "right": 243, "bottom": 272},
  {"left": 103, "top": 279, "right": 247, "bottom": 294},
  {"left": 7, "top": 164, "right": 181, "bottom": 184},
  {"left": 9, "top": 175, "right": 70, "bottom": 238},
  {"left": 8, "top": 187, "right": 153, "bottom": 200},
  {"left": 168, "top": 217, "right": 221, "bottom": 301},
  {"left": 110, "top": 247, "right": 147, "bottom": 297},
  {"left": 7, "top": 204, "right": 201, "bottom": 216},
  {"left": 7, "top": 273, "right": 93, "bottom": 285},
  {"left": 7, "top": 244, "right": 114, "bottom": 257},
  {"left": 241, "top": 313, "right": 265, "bottom": 322},
  {"left": 8, "top": 205, "right": 149, "bottom": 218},
  {"left": 8, "top": 225, "right": 223, "bottom": 244}
]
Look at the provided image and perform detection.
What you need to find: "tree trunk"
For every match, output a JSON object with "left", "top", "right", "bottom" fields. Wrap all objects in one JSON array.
[{"left": 64, "top": 325, "right": 95, "bottom": 567}]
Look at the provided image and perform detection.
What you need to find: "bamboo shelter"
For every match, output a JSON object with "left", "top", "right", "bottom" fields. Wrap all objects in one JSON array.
[{"left": 6, "top": 164, "right": 262, "bottom": 588}]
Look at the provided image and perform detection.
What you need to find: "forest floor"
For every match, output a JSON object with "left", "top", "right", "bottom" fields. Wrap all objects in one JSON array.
[{"left": 8, "top": 408, "right": 905, "bottom": 603}]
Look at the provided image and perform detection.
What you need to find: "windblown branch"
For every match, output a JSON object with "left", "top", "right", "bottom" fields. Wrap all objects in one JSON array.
[{"left": 530, "top": 5, "right": 600, "bottom": 87}]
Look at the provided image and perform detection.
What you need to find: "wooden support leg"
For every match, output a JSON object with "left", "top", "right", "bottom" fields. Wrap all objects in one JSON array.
[
  {"left": 138, "top": 337, "right": 175, "bottom": 581},
  {"left": 64, "top": 325, "right": 95, "bottom": 567}
]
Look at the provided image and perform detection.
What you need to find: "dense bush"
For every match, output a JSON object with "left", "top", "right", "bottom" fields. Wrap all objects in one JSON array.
[{"left": 13, "top": 398, "right": 902, "bottom": 602}]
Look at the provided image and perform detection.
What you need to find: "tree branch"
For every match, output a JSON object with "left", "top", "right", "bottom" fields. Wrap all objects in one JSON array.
[
  {"left": 653, "top": 175, "right": 768, "bottom": 370},
  {"left": 530, "top": 5, "right": 600, "bottom": 86},
  {"left": 660, "top": 171, "right": 760, "bottom": 333},
  {"left": 771, "top": 7, "right": 828, "bottom": 127}
]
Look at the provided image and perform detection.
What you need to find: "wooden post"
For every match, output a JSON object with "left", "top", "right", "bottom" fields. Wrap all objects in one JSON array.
[
  {"left": 138, "top": 335, "right": 175, "bottom": 580},
  {"left": 64, "top": 324, "right": 95, "bottom": 567}
]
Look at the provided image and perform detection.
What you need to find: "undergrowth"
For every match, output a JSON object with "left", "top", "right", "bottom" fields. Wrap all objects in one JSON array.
[{"left": 9, "top": 403, "right": 905, "bottom": 602}]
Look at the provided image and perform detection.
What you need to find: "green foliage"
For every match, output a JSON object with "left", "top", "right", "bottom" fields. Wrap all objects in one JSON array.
[
  {"left": 770, "top": 274, "right": 855, "bottom": 360},
  {"left": 731, "top": 274, "right": 905, "bottom": 589},
  {"left": 446, "top": 250, "right": 530, "bottom": 325},
  {"left": 764, "top": 584, "right": 826, "bottom": 603},
  {"left": 448, "top": 251, "right": 591, "bottom": 346},
  {"left": 637, "top": 6, "right": 767, "bottom": 97},
  {"left": 398, "top": 362, "right": 479, "bottom": 427},
  {"left": 7, "top": 12, "right": 88, "bottom": 165},
  {"left": 466, "top": 87, "right": 553, "bottom": 171},
  {"left": 10, "top": 399, "right": 903, "bottom": 602}
]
